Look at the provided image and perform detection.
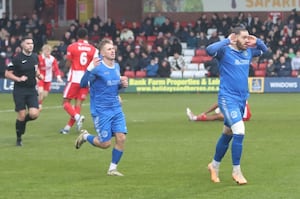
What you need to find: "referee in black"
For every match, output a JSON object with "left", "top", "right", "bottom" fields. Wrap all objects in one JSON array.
[{"left": 5, "top": 36, "right": 42, "bottom": 146}]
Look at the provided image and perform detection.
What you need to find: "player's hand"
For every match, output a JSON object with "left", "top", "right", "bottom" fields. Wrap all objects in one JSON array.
[
  {"left": 120, "top": 76, "right": 128, "bottom": 88},
  {"left": 19, "top": 75, "right": 28, "bottom": 82},
  {"left": 93, "top": 57, "right": 101, "bottom": 67},
  {"left": 57, "top": 76, "right": 63, "bottom": 83},
  {"left": 247, "top": 35, "right": 257, "bottom": 47},
  {"left": 37, "top": 74, "right": 44, "bottom": 80},
  {"left": 228, "top": 33, "right": 237, "bottom": 45}
]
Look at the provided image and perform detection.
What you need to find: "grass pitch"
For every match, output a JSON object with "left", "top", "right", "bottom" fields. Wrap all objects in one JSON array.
[{"left": 0, "top": 92, "right": 299, "bottom": 199}]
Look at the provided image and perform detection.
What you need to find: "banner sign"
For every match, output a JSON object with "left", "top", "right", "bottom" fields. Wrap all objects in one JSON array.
[
  {"left": 143, "top": 0, "right": 299, "bottom": 12},
  {"left": 1, "top": 77, "right": 300, "bottom": 93},
  {"left": 124, "top": 78, "right": 220, "bottom": 93},
  {"left": 0, "top": 78, "right": 66, "bottom": 93},
  {"left": 264, "top": 77, "right": 300, "bottom": 92}
]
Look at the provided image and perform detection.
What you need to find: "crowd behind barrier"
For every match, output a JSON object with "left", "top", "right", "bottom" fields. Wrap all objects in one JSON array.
[{"left": 0, "top": 8, "right": 300, "bottom": 79}]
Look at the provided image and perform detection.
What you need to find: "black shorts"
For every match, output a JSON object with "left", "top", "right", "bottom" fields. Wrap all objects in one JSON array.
[{"left": 13, "top": 87, "right": 39, "bottom": 112}]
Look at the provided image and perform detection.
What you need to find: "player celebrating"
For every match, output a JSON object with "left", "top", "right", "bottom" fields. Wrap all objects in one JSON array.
[
  {"left": 37, "top": 44, "right": 63, "bottom": 110},
  {"left": 60, "top": 28, "right": 98, "bottom": 134},
  {"left": 206, "top": 27, "right": 267, "bottom": 185},
  {"left": 75, "top": 38, "right": 128, "bottom": 176}
]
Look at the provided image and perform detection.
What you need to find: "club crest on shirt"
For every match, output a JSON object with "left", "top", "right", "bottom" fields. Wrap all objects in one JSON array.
[
  {"left": 231, "top": 110, "right": 238, "bottom": 118},
  {"left": 243, "top": 51, "right": 248, "bottom": 56},
  {"left": 101, "top": 130, "right": 108, "bottom": 138}
]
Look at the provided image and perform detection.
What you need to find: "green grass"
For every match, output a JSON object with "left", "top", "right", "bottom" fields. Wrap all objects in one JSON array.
[{"left": 0, "top": 92, "right": 300, "bottom": 199}]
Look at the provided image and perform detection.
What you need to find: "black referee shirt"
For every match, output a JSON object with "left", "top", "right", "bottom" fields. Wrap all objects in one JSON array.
[{"left": 7, "top": 52, "right": 39, "bottom": 88}]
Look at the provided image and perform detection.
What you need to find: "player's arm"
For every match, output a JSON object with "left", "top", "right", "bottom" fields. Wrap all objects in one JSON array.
[
  {"left": 249, "top": 36, "right": 268, "bottom": 57},
  {"left": 203, "top": 103, "right": 219, "bottom": 114},
  {"left": 206, "top": 38, "right": 230, "bottom": 57},
  {"left": 119, "top": 76, "right": 128, "bottom": 89},
  {"left": 52, "top": 58, "right": 63, "bottom": 82},
  {"left": 80, "top": 61, "right": 98, "bottom": 88},
  {"left": 5, "top": 70, "right": 28, "bottom": 82},
  {"left": 35, "top": 64, "right": 43, "bottom": 80}
]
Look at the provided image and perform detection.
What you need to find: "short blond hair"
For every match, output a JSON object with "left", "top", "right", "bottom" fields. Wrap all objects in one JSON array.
[
  {"left": 42, "top": 44, "right": 52, "bottom": 52},
  {"left": 98, "top": 38, "right": 113, "bottom": 51}
]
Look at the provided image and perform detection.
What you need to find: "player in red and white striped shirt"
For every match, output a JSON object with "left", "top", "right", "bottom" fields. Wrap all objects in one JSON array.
[
  {"left": 60, "top": 28, "right": 99, "bottom": 134},
  {"left": 37, "top": 44, "right": 63, "bottom": 109}
]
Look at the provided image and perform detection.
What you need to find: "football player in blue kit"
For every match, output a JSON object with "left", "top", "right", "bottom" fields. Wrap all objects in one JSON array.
[
  {"left": 206, "top": 27, "right": 267, "bottom": 185},
  {"left": 75, "top": 38, "right": 128, "bottom": 176}
]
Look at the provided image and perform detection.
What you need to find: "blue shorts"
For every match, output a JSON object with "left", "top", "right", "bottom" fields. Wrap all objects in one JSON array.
[
  {"left": 218, "top": 96, "right": 246, "bottom": 128},
  {"left": 92, "top": 106, "right": 127, "bottom": 142}
]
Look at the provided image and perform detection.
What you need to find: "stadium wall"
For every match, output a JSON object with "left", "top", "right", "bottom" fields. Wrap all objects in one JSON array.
[{"left": 1, "top": 78, "right": 300, "bottom": 93}]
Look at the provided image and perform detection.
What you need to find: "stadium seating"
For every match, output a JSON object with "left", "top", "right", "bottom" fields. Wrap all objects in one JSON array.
[
  {"left": 259, "top": 62, "right": 268, "bottom": 70},
  {"left": 195, "top": 49, "right": 207, "bottom": 56},
  {"left": 194, "top": 70, "right": 208, "bottom": 78},
  {"left": 254, "top": 70, "right": 266, "bottom": 77},
  {"left": 291, "top": 70, "right": 299, "bottom": 77},
  {"left": 183, "top": 70, "right": 197, "bottom": 78},
  {"left": 124, "top": 71, "right": 135, "bottom": 78},
  {"left": 186, "top": 63, "right": 199, "bottom": 70},
  {"left": 135, "top": 70, "right": 147, "bottom": 78},
  {"left": 170, "top": 71, "right": 183, "bottom": 78},
  {"left": 182, "top": 49, "right": 195, "bottom": 56}
]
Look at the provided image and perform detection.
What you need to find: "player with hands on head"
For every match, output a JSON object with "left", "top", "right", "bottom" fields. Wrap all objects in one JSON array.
[
  {"left": 205, "top": 27, "right": 267, "bottom": 185},
  {"left": 75, "top": 38, "right": 128, "bottom": 176}
]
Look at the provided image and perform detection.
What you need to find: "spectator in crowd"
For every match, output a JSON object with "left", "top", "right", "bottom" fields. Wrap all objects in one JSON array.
[
  {"left": 197, "top": 32, "right": 209, "bottom": 49},
  {"left": 173, "top": 21, "right": 183, "bottom": 40},
  {"left": 186, "top": 31, "right": 198, "bottom": 49},
  {"left": 207, "top": 30, "right": 220, "bottom": 45},
  {"left": 266, "top": 58, "right": 277, "bottom": 77},
  {"left": 291, "top": 50, "right": 300, "bottom": 71},
  {"left": 275, "top": 55, "right": 292, "bottom": 77},
  {"left": 124, "top": 51, "right": 139, "bottom": 72},
  {"left": 155, "top": 45, "right": 168, "bottom": 63},
  {"left": 139, "top": 18, "right": 154, "bottom": 37},
  {"left": 102, "top": 17, "right": 117, "bottom": 40},
  {"left": 116, "top": 54, "right": 126, "bottom": 75},
  {"left": 159, "top": 17, "right": 174, "bottom": 34},
  {"left": 153, "top": 32, "right": 165, "bottom": 49},
  {"left": 169, "top": 52, "right": 185, "bottom": 71},
  {"left": 169, "top": 38, "right": 182, "bottom": 56},
  {"left": 120, "top": 28, "right": 135, "bottom": 42},
  {"left": 153, "top": 13, "right": 166, "bottom": 27},
  {"left": 138, "top": 51, "right": 151, "bottom": 71},
  {"left": 157, "top": 59, "right": 171, "bottom": 78},
  {"left": 130, "top": 21, "right": 140, "bottom": 38},
  {"left": 146, "top": 57, "right": 159, "bottom": 77}
]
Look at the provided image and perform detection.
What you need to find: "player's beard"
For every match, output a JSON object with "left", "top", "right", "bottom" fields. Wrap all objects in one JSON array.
[{"left": 236, "top": 40, "right": 247, "bottom": 51}]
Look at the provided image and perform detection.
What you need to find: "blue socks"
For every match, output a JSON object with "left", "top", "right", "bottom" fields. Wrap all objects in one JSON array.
[
  {"left": 231, "top": 134, "right": 244, "bottom": 165},
  {"left": 214, "top": 133, "right": 233, "bottom": 162},
  {"left": 112, "top": 148, "right": 123, "bottom": 164},
  {"left": 87, "top": 135, "right": 96, "bottom": 146}
]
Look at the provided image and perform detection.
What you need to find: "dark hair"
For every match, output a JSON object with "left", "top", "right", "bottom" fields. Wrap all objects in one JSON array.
[
  {"left": 231, "top": 26, "right": 247, "bottom": 35},
  {"left": 77, "top": 28, "right": 88, "bottom": 39},
  {"left": 21, "top": 35, "right": 33, "bottom": 42}
]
